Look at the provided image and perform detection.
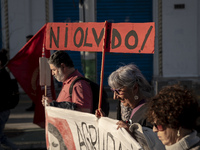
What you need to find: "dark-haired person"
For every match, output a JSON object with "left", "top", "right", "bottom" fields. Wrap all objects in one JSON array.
[
  {"left": 41, "top": 50, "right": 93, "bottom": 113},
  {"left": 147, "top": 84, "right": 200, "bottom": 150},
  {"left": 0, "top": 49, "right": 19, "bottom": 150}
]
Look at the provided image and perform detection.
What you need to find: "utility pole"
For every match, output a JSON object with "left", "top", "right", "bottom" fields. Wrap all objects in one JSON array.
[
  {"left": 4, "top": 0, "right": 9, "bottom": 57},
  {"left": 79, "top": 0, "right": 97, "bottom": 82}
]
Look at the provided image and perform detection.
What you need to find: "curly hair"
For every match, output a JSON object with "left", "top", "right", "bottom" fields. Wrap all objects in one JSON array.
[{"left": 147, "top": 84, "right": 199, "bottom": 130}]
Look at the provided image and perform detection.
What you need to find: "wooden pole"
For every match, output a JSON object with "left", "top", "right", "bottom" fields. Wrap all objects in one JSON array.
[
  {"left": 98, "top": 39, "right": 106, "bottom": 109},
  {"left": 98, "top": 21, "right": 111, "bottom": 110}
]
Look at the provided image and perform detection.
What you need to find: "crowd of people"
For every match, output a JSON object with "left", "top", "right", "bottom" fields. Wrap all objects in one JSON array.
[
  {"left": 95, "top": 63, "right": 200, "bottom": 149},
  {"left": 42, "top": 50, "right": 200, "bottom": 150},
  {"left": 1, "top": 49, "right": 200, "bottom": 150}
]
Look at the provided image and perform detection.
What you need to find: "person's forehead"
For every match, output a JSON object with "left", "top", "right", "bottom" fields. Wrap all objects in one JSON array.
[
  {"left": 49, "top": 64, "right": 57, "bottom": 69},
  {"left": 113, "top": 86, "right": 128, "bottom": 91}
]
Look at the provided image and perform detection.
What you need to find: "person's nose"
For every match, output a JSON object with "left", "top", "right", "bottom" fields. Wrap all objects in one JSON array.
[
  {"left": 51, "top": 70, "right": 54, "bottom": 75},
  {"left": 113, "top": 92, "right": 120, "bottom": 100},
  {"left": 152, "top": 125, "right": 158, "bottom": 132},
  {"left": 113, "top": 92, "right": 117, "bottom": 99}
]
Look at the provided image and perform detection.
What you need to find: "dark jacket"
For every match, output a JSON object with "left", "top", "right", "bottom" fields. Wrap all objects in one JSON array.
[{"left": 0, "top": 68, "right": 12, "bottom": 111}]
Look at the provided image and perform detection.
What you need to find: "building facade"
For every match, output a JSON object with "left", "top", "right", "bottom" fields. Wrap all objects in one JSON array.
[{"left": 1, "top": 0, "right": 200, "bottom": 94}]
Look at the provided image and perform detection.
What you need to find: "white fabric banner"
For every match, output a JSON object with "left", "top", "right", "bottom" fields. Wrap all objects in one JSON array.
[{"left": 45, "top": 106, "right": 143, "bottom": 150}]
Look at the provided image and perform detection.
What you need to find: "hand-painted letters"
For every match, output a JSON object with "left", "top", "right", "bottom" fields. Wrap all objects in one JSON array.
[{"left": 46, "top": 22, "right": 155, "bottom": 54}]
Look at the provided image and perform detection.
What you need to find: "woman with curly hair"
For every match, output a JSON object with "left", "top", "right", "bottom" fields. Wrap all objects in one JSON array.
[{"left": 147, "top": 84, "right": 200, "bottom": 150}]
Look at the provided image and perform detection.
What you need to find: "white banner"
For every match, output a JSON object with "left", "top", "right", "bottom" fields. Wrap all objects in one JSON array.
[{"left": 45, "top": 106, "right": 143, "bottom": 150}]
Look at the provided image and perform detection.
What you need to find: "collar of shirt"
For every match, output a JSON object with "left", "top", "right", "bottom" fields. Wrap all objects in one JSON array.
[
  {"left": 63, "top": 69, "right": 78, "bottom": 85},
  {"left": 129, "top": 99, "right": 146, "bottom": 120}
]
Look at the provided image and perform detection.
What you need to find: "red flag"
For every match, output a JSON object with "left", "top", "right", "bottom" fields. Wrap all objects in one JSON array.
[{"left": 7, "top": 24, "right": 56, "bottom": 128}]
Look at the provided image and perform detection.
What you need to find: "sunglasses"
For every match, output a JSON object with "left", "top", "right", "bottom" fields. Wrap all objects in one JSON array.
[
  {"left": 153, "top": 123, "right": 166, "bottom": 131},
  {"left": 110, "top": 88, "right": 121, "bottom": 95}
]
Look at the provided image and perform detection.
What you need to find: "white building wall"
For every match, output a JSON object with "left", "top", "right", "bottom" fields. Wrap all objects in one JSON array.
[
  {"left": 1, "top": 0, "right": 53, "bottom": 59},
  {"left": 163, "top": 0, "right": 199, "bottom": 77},
  {"left": 153, "top": 0, "right": 200, "bottom": 94},
  {"left": 154, "top": 0, "right": 200, "bottom": 78}
]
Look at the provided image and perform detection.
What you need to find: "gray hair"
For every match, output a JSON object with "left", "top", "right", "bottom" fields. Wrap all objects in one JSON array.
[{"left": 108, "top": 64, "right": 152, "bottom": 98}]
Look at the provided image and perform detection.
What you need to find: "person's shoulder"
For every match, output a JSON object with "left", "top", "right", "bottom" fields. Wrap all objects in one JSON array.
[
  {"left": 72, "top": 76, "right": 91, "bottom": 90},
  {"left": 0, "top": 67, "right": 9, "bottom": 74},
  {"left": 189, "top": 131, "right": 200, "bottom": 150},
  {"left": 190, "top": 140, "right": 200, "bottom": 150},
  {"left": 134, "top": 103, "right": 148, "bottom": 115},
  {"left": 0, "top": 68, "right": 11, "bottom": 80},
  {"left": 190, "top": 145, "right": 200, "bottom": 150},
  {"left": 129, "top": 123, "right": 165, "bottom": 150}
]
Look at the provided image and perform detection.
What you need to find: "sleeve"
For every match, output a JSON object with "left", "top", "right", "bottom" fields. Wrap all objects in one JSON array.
[
  {"left": 0, "top": 70, "right": 12, "bottom": 100},
  {"left": 0, "top": 69, "right": 12, "bottom": 110},
  {"left": 50, "top": 101, "right": 77, "bottom": 110}
]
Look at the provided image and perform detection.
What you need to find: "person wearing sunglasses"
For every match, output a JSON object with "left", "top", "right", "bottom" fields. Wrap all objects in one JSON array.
[
  {"left": 96, "top": 64, "right": 153, "bottom": 128},
  {"left": 147, "top": 84, "right": 200, "bottom": 149},
  {"left": 95, "top": 64, "right": 164, "bottom": 149}
]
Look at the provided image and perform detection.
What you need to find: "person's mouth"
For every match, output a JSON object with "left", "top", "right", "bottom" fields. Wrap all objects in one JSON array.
[
  {"left": 120, "top": 99, "right": 125, "bottom": 103},
  {"left": 119, "top": 98, "right": 124, "bottom": 101}
]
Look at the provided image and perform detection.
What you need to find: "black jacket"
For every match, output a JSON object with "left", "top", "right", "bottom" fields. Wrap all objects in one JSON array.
[{"left": 0, "top": 68, "right": 12, "bottom": 111}]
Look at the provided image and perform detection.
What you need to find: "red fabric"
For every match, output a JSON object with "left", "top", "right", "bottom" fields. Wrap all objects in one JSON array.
[
  {"left": 57, "top": 70, "right": 93, "bottom": 113},
  {"left": 7, "top": 24, "right": 56, "bottom": 128},
  {"left": 45, "top": 115, "right": 76, "bottom": 149}
]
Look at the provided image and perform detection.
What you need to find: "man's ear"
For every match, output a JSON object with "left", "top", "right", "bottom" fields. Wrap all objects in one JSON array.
[
  {"left": 60, "top": 63, "right": 65, "bottom": 69},
  {"left": 60, "top": 63, "right": 67, "bottom": 72}
]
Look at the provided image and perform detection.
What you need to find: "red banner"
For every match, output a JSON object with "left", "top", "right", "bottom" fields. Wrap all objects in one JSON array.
[
  {"left": 7, "top": 24, "right": 56, "bottom": 128},
  {"left": 45, "top": 22, "right": 155, "bottom": 54}
]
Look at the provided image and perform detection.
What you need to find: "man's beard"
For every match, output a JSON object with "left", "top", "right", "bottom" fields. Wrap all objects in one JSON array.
[{"left": 54, "top": 68, "right": 65, "bottom": 82}]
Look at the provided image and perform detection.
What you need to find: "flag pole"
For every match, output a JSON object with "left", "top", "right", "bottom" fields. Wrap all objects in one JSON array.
[
  {"left": 41, "top": 44, "right": 48, "bottom": 97},
  {"left": 98, "top": 21, "right": 111, "bottom": 110}
]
